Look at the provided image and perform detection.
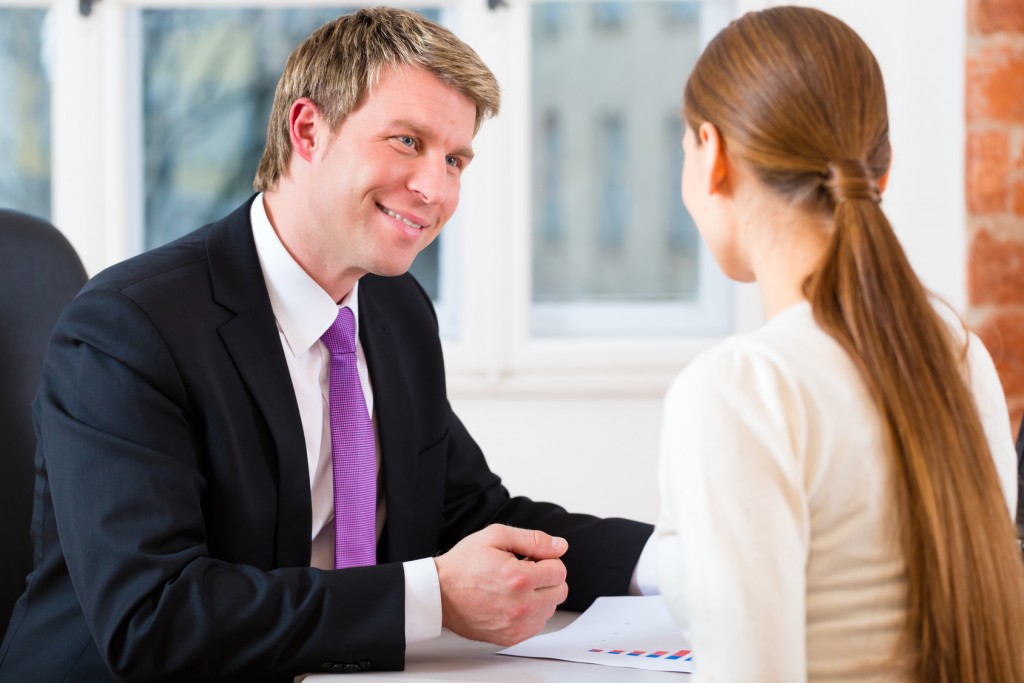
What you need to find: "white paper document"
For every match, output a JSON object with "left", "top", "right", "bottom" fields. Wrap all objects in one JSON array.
[{"left": 498, "top": 595, "right": 693, "bottom": 674}]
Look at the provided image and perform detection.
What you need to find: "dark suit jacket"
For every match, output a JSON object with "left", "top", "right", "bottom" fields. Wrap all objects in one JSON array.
[{"left": 0, "top": 198, "right": 652, "bottom": 682}]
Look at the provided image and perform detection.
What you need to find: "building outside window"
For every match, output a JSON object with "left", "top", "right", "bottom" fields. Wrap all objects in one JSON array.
[
  {"left": 0, "top": 0, "right": 737, "bottom": 390},
  {"left": 0, "top": 8, "right": 50, "bottom": 220},
  {"left": 529, "top": 1, "right": 731, "bottom": 337}
]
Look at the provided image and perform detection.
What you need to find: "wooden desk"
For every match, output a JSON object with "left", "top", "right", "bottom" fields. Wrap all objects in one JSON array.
[{"left": 306, "top": 611, "right": 682, "bottom": 681}]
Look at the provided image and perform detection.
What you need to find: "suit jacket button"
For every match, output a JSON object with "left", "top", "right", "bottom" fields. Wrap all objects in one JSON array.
[
  {"left": 358, "top": 661, "right": 372, "bottom": 671},
  {"left": 342, "top": 663, "right": 361, "bottom": 673},
  {"left": 320, "top": 662, "right": 335, "bottom": 672}
]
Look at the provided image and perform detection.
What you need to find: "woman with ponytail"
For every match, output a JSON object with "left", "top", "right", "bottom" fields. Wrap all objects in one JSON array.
[{"left": 654, "top": 7, "right": 1024, "bottom": 682}]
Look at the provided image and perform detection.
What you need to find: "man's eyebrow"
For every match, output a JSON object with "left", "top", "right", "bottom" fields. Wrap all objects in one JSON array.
[
  {"left": 453, "top": 146, "right": 475, "bottom": 162},
  {"left": 390, "top": 119, "right": 475, "bottom": 160}
]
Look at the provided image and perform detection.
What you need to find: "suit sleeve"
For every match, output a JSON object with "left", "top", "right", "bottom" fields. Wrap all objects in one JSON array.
[{"left": 40, "top": 287, "right": 405, "bottom": 682}]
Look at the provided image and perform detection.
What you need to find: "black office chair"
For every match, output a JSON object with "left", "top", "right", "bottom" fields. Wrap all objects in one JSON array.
[{"left": 0, "top": 209, "right": 87, "bottom": 629}]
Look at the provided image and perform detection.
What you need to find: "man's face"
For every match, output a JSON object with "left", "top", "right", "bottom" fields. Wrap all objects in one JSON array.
[{"left": 305, "top": 65, "right": 477, "bottom": 281}]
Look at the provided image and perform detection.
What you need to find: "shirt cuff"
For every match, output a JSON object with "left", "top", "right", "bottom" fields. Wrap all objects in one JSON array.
[
  {"left": 403, "top": 557, "right": 443, "bottom": 644},
  {"left": 629, "top": 535, "right": 660, "bottom": 596}
]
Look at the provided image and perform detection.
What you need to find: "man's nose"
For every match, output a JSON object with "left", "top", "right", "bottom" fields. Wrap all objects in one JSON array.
[{"left": 406, "top": 155, "right": 450, "bottom": 206}]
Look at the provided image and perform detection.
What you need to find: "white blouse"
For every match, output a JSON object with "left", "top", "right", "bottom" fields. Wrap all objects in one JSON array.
[{"left": 655, "top": 301, "right": 1016, "bottom": 682}]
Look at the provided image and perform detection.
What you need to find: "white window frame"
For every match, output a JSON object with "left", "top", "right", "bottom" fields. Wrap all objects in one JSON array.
[
  {"left": 446, "top": 0, "right": 761, "bottom": 396},
  {"left": 13, "top": 0, "right": 760, "bottom": 400}
]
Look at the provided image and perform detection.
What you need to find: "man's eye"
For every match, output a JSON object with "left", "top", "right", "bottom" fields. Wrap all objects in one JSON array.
[
  {"left": 446, "top": 156, "right": 461, "bottom": 169},
  {"left": 398, "top": 136, "right": 416, "bottom": 148}
]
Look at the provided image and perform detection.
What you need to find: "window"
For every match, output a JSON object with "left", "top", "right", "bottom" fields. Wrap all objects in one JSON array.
[
  {"left": 0, "top": 7, "right": 51, "bottom": 219},
  {"left": 535, "top": 3, "right": 566, "bottom": 38},
  {"left": 529, "top": 0, "right": 732, "bottom": 338},
  {"left": 597, "top": 113, "right": 628, "bottom": 252},
  {"left": 593, "top": 1, "right": 628, "bottom": 30},
  {"left": 534, "top": 109, "right": 564, "bottom": 245},
  {"left": 663, "top": 1, "right": 700, "bottom": 23},
  {"left": 17, "top": 0, "right": 740, "bottom": 395},
  {"left": 666, "top": 115, "right": 700, "bottom": 297}
]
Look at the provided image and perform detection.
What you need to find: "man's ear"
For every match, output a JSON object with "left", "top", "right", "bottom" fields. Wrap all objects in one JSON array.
[
  {"left": 699, "top": 121, "right": 729, "bottom": 196},
  {"left": 288, "top": 97, "right": 322, "bottom": 163}
]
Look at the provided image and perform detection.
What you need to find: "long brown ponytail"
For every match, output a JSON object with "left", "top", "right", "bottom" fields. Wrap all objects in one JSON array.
[{"left": 684, "top": 7, "right": 1024, "bottom": 681}]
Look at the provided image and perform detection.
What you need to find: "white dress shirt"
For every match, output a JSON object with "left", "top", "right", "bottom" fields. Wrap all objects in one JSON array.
[{"left": 250, "top": 195, "right": 441, "bottom": 644}]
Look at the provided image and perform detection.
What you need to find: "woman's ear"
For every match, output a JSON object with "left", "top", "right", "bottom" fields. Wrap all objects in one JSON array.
[
  {"left": 699, "top": 121, "right": 729, "bottom": 196},
  {"left": 878, "top": 152, "right": 892, "bottom": 194}
]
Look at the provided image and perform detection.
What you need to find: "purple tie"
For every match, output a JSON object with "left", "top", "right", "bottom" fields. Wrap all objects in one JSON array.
[{"left": 321, "top": 307, "right": 377, "bottom": 569}]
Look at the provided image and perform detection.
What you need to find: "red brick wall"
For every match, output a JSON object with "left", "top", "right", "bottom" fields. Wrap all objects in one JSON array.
[{"left": 967, "top": 0, "right": 1024, "bottom": 430}]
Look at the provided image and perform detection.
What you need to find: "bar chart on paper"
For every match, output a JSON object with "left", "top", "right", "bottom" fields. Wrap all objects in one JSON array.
[
  {"left": 587, "top": 647, "right": 692, "bottom": 662},
  {"left": 499, "top": 596, "right": 694, "bottom": 673}
]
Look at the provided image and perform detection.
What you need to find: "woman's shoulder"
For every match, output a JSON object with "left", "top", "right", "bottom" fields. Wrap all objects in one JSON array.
[
  {"left": 673, "top": 303, "right": 841, "bottom": 389},
  {"left": 664, "top": 301, "right": 872, "bottom": 448}
]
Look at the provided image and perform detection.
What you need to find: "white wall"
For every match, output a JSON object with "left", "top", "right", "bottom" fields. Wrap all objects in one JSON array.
[
  {"left": 452, "top": 0, "right": 967, "bottom": 526},
  {"left": 452, "top": 396, "right": 667, "bottom": 522},
  {"left": 775, "top": 0, "right": 967, "bottom": 310}
]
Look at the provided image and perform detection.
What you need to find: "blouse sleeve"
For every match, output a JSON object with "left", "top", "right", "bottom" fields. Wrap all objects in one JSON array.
[
  {"left": 655, "top": 340, "right": 810, "bottom": 683},
  {"left": 964, "top": 332, "right": 1017, "bottom": 517}
]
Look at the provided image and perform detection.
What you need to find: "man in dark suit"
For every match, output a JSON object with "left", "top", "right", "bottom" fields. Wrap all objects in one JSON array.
[{"left": 0, "top": 8, "right": 652, "bottom": 681}]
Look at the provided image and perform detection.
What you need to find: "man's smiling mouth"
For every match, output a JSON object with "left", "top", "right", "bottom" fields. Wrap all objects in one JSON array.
[{"left": 379, "top": 204, "right": 425, "bottom": 230}]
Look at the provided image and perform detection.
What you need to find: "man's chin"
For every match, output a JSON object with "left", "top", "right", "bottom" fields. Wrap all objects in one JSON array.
[
  {"left": 369, "top": 261, "right": 416, "bottom": 279},
  {"left": 369, "top": 240, "right": 436, "bottom": 279}
]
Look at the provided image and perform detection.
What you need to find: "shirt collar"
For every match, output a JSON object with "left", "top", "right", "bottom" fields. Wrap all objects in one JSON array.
[{"left": 250, "top": 194, "right": 360, "bottom": 358}]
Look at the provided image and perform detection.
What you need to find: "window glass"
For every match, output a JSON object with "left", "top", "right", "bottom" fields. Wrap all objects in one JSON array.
[
  {"left": 593, "top": 2, "right": 629, "bottom": 30},
  {"left": 531, "top": 1, "right": 728, "bottom": 336},
  {"left": 536, "top": 109, "right": 564, "bottom": 244},
  {"left": 141, "top": 7, "right": 444, "bottom": 299},
  {"left": 598, "top": 113, "right": 628, "bottom": 251},
  {"left": 0, "top": 8, "right": 51, "bottom": 219},
  {"left": 665, "top": 115, "right": 699, "bottom": 297}
]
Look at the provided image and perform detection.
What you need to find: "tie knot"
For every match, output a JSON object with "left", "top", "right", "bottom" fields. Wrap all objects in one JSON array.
[{"left": 322, "top": 307, "right": 356, "bottom": 356}]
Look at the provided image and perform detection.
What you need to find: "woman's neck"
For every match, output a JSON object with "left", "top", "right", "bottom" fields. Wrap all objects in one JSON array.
[{"left": 740, "top": 199, "right": 831, "bottom": 319}]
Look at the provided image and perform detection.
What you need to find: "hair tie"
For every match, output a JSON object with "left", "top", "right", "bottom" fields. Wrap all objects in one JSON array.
[{"left": 825, "top": 159, "right": 881, "bottom": 205}]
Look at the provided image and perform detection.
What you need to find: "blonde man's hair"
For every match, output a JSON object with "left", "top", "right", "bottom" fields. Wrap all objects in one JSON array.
[{"left": 254, "top": 7, "right": 500, "bottom": 192}]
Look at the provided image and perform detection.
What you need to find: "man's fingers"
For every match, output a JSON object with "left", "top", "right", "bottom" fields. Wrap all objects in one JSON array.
[
  {"left": 517, "top": 557, "right": 567, "bottom": 589},
  {"left": 532, "top": 581, "right": 569, "bottom": 610},
  {"left": 435, "top": 526, "right": 571, "bottom": 646},
  {"left": 487, "top": 524, "right": 568, "bottom": 560}
]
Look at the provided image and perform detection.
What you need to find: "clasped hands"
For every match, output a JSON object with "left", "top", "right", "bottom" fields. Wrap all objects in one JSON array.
[{"left": 434, "top": 524, "right": 569, "bottom": 646}]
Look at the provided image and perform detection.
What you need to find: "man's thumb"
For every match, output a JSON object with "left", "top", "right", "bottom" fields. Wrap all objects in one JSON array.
[{"left": 497, "top": 526, "right": 567, "bottom": 559}]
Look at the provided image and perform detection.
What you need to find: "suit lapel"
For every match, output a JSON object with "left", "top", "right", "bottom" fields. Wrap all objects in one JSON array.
[
  {"left": 206, "top": 199, "right": 311, "bottom": 568},
  {"left": 359, "top": 277, "right": 418, "bottom": 564}
]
